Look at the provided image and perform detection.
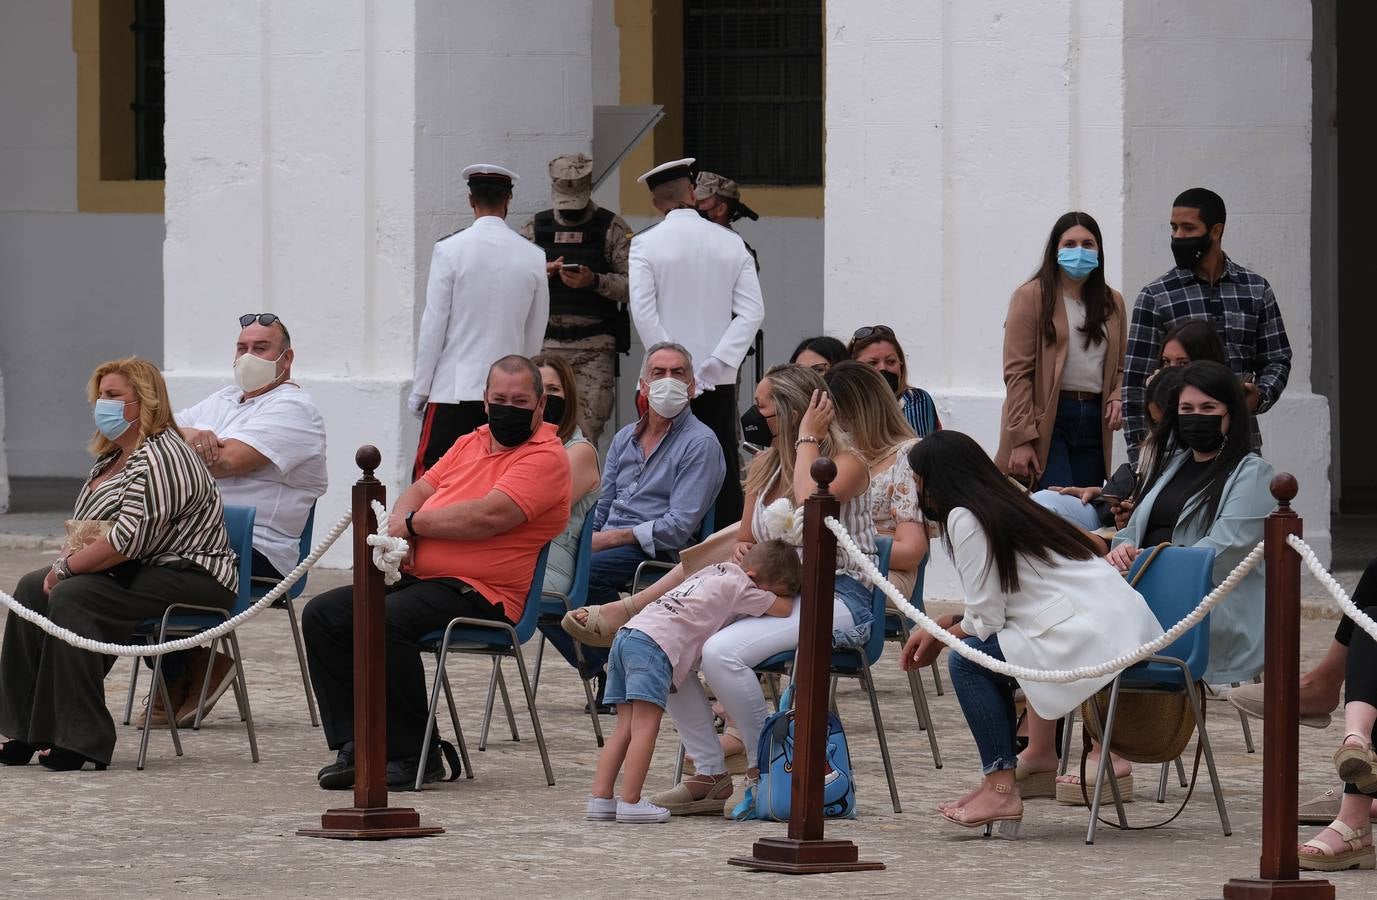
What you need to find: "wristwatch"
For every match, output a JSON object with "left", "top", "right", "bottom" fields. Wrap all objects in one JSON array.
[
  {"left": 405, "top": 511, "right": 418, "bottom": 538},
  {"left": 51, "top": 557, "right": 73, "bottom": 581}
]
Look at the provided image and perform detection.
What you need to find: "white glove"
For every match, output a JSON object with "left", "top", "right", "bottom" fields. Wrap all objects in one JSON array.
[
  {"left": 694, "top": 356, "right": 732, "bottom": 393},
  {"left": 407, "top": 392, "right": 428, "bottom": 419}
]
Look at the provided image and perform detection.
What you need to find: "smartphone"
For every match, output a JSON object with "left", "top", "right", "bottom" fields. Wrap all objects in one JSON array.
[
  {"left": 560, "top": 263, "right": 582, "bottom": 271},
  {"left": 1097, "top": 492, "right": 1122, "bottom": 504}
]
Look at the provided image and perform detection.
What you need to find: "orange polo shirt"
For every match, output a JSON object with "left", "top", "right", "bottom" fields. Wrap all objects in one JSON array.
[{"left": 413, "top": 422, "right": 571, "bottom": 621}]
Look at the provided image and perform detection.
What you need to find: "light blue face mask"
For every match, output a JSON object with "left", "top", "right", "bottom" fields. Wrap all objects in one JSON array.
[
  {"left": 94, "top": 398, "right": 133, "bottom": 441},
  {"left": 1056, "top": 246, "right": 1099, "bottom": 280}
]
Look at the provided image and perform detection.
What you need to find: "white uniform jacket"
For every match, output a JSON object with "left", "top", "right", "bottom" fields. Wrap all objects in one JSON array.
[
  {"left": 949, "top": 507, "right": 1165, "bottom": 719},
  {"left": 413, "top": 215, "right": 549, "bottom": 404},
  {"left": 628, "top": 208, "right": 764, "bottom": 390}
]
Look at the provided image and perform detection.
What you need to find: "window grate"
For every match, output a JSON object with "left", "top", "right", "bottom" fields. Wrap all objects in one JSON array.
[
  {"left": 683, "top": 0, "right": 823, "bottom": 186},
  {"left": 131, "top": 0, "right": 165, "bottom": 181}
]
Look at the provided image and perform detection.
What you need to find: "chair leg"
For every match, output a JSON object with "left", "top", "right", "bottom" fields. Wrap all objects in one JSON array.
[
  {"left": 1186, "top": 683, "right": 1232, "bottom": 836},
  {"left": 905, "top": 665, "right": 942, "bottom": 769},
  {"left": 138, "top": 651, "right": 183, "bottom": 770},
  {"left": 1057, "top": 709, "right": 1077, "bottom": 776},
  {"left": 416, "top": 647, "right": 448, "bottom": 791},
  {"left": 509, "top": 647, "right": 555, "bottom": 786},
  {"left": 1175, "top": 754, "right": 1188, "bottom": 787},
  {"left": 929, "top": 661, "right": 945, "bottom": 696},
  {"left": 859, "top": 659, "right": 902, "bottom": 814},
  {"left": 672, "top": 741, "right": 686, "bottom": 784},
  {"left": 1156, "top": 761, "right": 1170, "bottom": 803},
  {"left": 226, "top": 631, "right": 259, "bottom": 763},
  {"left": 765, "top": 673, "right": 781, "bottom": 710},
  {"left": 192, "top": 642, "right": 218, "bottom": 730},
  {"left": 439, "top": 666, "right": 474, "bottom": 779},
  {"left": 123, "top": 656, "right": 141, "bottom": 726},
  {"left": 284, "top": 597, "right": 321, "bottom": 727},
  {"left": 567, "top": 628, "right": 605, "bottom": 746},
  {"left": 479, "top": 657, "right": 501, "bottom": 751},
  {"left": 1231, "top": 681, "right": 1255, "bottom": 753},
  {"left": 532, "top": 633, "right": 546, "bottom": 699},
  {"left": 1085, "top": 678, "right": 1128, "bottom": 844},
  {"left": 494, "top": 663, "right": 520, "bottom": 742}
]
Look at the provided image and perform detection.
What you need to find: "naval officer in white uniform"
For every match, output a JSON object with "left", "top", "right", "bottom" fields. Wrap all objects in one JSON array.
[
  {"left": 409, "top": 163, "right": 549, "bottom": 479},
  {"left": 628, "top": 158, "right": 764, "bottom": 526}
]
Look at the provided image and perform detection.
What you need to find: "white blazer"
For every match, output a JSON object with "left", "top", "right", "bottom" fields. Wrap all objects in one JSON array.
[
  {"left": 949, "top": 507, "right": 1164, "bottom": 719},
  {"left": 413, "top": 216, "right": 549, "bottom": 404},
  {"left": 628, "top": 209, "right": 764, "bottom": 389}
]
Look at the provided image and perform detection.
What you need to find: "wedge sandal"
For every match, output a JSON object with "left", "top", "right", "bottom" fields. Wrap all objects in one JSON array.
[
  {"left": 1334, "top": 733, "right": 1377, "bottom": 793},
  {"left": 1298, "top": 820, "right": 1376, "bottom": 872},
  {"left": 1055, "top": 772, "right": 1135, "bottom": 806}
]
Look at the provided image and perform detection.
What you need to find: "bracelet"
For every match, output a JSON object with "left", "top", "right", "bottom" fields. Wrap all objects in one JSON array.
[
  {"left": 405, "top": 510, "right": 418, "bottom": 538},
  {"left": 794, "top": 435, "right": 821, "bottom": 450}
]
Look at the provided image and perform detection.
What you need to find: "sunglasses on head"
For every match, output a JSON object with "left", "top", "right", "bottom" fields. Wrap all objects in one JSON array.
[
  {"left": 240, "top": 313, "right": 282, "bottom": 328},
  {"left": 852, "top": 324, "right": 896, "bottom": 341}
]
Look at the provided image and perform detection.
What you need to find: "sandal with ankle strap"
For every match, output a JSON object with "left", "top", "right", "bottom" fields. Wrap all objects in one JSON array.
[
  {"left": 1334, "top": 733, "right": 1377, "bottom": 793},
  {"left": 940, "top": 782, "right": 1023, "bottom": 839},
  {"left": 1298, "top": 820, "right": 1376, "bottom": 872}
]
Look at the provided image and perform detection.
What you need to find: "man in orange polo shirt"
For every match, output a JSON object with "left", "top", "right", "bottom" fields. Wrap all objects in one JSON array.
[{"left": 304, "top": 355, "right": 570, "bottom": 791}]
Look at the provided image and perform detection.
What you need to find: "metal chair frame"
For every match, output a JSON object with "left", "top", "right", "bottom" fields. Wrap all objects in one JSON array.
[
  {"left": 249, "top": 503, "right": 319, "bottom": 726},
  {"left": 629, "top": 509, "right": 716, "bottom": 595}
]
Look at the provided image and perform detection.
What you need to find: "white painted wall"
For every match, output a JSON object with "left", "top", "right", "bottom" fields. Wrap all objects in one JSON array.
[
  {"left": 825, "top": 0, "right": 1324, "bottom": 598},
  {"left": 0, "top": 369, "right": 8, "bottom": 513},
  {"left": 0, "top": 0, "right": 162, "bottom": 478}
]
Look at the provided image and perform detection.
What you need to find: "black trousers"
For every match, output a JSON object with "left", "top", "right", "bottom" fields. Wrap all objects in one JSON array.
[
  {"left": 302, "top": 575, "right": 507, "bottom": 759},
  {"left": 1344, "top": 603, "right": 1377, "bottom": 798},
  {"left": 413, "top": 401, "right": 488, "bottom": 481},
  {"left": 1333, "top": 558, "right": 1377, "bottom": 648},
  {"left": 0, "top": 563, "right": 234, "bottom": 765},
  {"left": 690, "top": 385, "right": 743, "bottom": 529}
]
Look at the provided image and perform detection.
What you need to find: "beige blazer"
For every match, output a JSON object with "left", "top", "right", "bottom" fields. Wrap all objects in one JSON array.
[{"left": 994, "top": 282, "right": 1127, "bottom": 479}]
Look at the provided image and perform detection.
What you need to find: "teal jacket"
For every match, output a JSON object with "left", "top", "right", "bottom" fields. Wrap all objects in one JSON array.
[{"left": 1113, "top": 452, "right": 1274, "bottom": 684}]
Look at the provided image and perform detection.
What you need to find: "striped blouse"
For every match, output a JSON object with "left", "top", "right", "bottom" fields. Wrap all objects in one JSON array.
[
  {"left": 751, "top": 458, "right": 878, "bottom": 583},
  {"left": 74, "top": 430, "right": 238, "bottom": 593},
  {"left": 900, "top": 387, "right": 941, "bottom": 438}
]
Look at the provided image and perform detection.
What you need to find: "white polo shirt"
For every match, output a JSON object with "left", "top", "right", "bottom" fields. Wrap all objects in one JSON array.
[{"left": 177, "top": 383, "right": 328, "bottom": 577}]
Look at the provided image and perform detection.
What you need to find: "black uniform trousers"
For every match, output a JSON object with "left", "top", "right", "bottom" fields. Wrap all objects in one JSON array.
[
  {"left": 302, "top": 574, "right": 507, "bottom": 759},
  {"left": 690, "top": 384, "right": 743, "bottom": 529}
]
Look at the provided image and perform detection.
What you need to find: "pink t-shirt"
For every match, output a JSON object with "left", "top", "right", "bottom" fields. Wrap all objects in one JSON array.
[{"left": 625, "top": 562, "right": 779, "bottom": 688}]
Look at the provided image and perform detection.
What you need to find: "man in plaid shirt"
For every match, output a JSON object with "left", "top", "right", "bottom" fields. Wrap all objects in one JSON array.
[{"left": 1122, "top": 188, "right": 1291, "bottom": 460}]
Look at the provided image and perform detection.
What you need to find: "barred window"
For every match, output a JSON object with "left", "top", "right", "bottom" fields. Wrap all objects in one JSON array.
[
  {"left": 683, "top": 0, "right": 823, "bottom": 186},
  {"left": 131, "top": 0, "right": 165, "bottom": 181}
]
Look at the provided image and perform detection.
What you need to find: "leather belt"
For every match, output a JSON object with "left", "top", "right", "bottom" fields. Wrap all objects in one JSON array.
[{"left": 1060, "top": 390, "right": 1102, "bottom": 403}]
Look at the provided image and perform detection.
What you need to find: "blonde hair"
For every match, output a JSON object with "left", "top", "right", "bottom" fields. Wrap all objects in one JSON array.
[
  {"left": 531, "top": 352, "right": 580, "bottom": 442},
  {"left": 86, "top": 357, "right": 179, "bottom": 456},
  {"left": 825, "top": 360, "right": 916, "bottom": 464},
  {"left": 744, "top": 364, "right": 852, "bottom": 499}
]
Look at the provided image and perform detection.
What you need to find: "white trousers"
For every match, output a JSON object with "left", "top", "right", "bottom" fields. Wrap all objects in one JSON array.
[{"left": 665, "top": 598, "right": 855, "bottom": 775}]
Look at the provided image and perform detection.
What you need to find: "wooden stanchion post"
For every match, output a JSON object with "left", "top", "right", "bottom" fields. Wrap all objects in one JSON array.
[
  {"left": 1222, "top": 474, "right": 1331, "bottom": 898},
  {"left": 300, "top": 446, "right": 443, "bottom": 841},
  {"left": 729, "top": 458, "right": 884, "bottom": 874}
]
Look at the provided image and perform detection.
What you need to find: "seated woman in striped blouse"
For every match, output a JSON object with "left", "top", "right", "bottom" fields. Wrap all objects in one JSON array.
[{"left": 0, "top": 357, "right": 237, "bottom": 772}]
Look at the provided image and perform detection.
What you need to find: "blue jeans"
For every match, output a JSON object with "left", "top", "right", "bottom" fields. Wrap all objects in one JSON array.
[
  {"left": 1040, "top": 395, "right": 1104, "bottom": 490},
  {"left": 604, "top": 628, "right": 673, "bottom": 709},
  {"left": 947, "top": 633, "right": 1019, "bottom": 775},
  {"left": 1032, "top": 489, "right": 1103, "bottom": 531},
  {"left": 537, "top": 542, "right": 674, "bottom": 678}
]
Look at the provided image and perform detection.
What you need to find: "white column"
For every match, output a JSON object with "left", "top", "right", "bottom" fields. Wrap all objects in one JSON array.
[{"left": 164, "top": 1, "right": 418, "bottom": 564}]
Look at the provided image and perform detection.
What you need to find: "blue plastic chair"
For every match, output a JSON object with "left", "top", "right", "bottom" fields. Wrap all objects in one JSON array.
[
  {"left": 880, "top": 552, "right": 943, "bottom": 767},
  {"left": 752, "top": 536, "right": 907, "bottom": 812},
  {"left": 1079, "top": 545, "right": 1227, "bottom": 844},
  {"left": 528, "top": 511, "right": 604, "bottom": 746},
  {"left": 414, "top": 543, "right": 555, "bottom": 789},
  {"left": 250, "top": 503, "right": 318, "bottom": 726},
  {"left": 125, "top": 504, "right": 260, "bottom": 770},
  {"left": 630, "top": 508, "right": 716, "bottom": 594}
]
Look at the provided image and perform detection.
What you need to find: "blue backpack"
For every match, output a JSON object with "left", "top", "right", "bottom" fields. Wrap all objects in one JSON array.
[{"left": 732, "top": 684, "right": 858, "bottom": 821}]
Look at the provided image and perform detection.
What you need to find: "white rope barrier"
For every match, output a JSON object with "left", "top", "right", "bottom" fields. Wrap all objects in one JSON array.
[
  {"left": 1287, "top": 533, "right": 1377, "bottom": 643},
  {"left": 0, "top": 504, "right": 409, "bottom": 657},
  {"left": 825, "top": 515, "right": 1265, "bottom": 684}
]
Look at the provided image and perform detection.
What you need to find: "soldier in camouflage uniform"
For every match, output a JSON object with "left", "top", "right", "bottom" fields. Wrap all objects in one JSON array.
[
  {"left": 519, "top": 154, "right": 632, "bottom": 447},
  {"left": 694, "top": 171, "right": 760, "bottom": 272}
]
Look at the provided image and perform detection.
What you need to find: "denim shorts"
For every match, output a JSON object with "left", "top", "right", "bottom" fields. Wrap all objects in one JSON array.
[{"left": 604, "top": 628, "right": 673, "bottom": 709}]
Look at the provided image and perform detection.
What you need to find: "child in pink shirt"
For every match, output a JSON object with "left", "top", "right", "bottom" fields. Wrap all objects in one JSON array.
[{"left": 586, "top": 540, "right": 801, "bottom": 824}]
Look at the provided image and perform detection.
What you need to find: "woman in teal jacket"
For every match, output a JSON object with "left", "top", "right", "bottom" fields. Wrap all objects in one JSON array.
[{"left": 1107, "top": 360, "right": 1273, "bottom": 685}]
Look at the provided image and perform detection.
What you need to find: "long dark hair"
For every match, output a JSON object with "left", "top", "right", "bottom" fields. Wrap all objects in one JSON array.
[
  {"left": 1151, "top": 360, "right": 1253, "bottom": 529},
  {"left": 1136, "top": 366, "right": 1185, "bottom": 496},
  {"left": 1161, "top": 319, "right": 1226, "bottom": 366},
  {"left": 907, "top": 431, "right": 1101, "bottom": 593},
  {"left": 1030, "top": 211, "right": 1112, "bottom": 349},
  {"left": 789, "top": 335, "right": 848, "bottom": 368}
]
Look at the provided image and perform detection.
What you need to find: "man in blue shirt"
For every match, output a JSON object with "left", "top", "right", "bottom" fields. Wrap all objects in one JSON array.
[{"left": 539, "top": 342, "right": 725, "bottom": 697}]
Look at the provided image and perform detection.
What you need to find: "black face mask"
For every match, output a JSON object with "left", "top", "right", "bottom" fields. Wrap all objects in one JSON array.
[
  {"left": 879, "top": 369, "right": 901, "bottom": 393},
  {"left": 487, "top": 403, "right": 536, "bottom": 447},
  {"left": 1177, "top": 413, "right": 1226, "bottom": 453},
  {"left": 740, "top": 406, "right": 775, "bottom": 447},
  {"left": 1171, "top": 234, "right": 1212, "bottom": 270},
  {"left": 541, "top": 394, "right": 566, "bottom": 427}
]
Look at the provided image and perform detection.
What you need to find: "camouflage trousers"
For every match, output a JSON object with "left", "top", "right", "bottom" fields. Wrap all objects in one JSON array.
[{"left": 541, "top": 334, "right": 616, "bottom": 447}]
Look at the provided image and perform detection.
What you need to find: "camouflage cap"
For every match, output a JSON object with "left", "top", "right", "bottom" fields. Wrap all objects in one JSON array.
[
  {"left": 694, "top": 171, "right": 758, "bottom": 221},
  {"left": 549, "top": 153, "right": 593, "bottom": 210}
]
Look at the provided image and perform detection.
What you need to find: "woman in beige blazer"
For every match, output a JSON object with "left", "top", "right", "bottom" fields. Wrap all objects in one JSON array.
[{"left": 996, "top": 212, "right": 1127, "bottom": 489}]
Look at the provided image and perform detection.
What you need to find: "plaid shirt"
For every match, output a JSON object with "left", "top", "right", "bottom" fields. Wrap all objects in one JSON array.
[{"left": 1122, "top": 257, "right": 1291, "bottom": 458}]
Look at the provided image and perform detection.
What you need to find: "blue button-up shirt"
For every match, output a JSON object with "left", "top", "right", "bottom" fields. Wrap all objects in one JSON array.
[{"left": 593, "top": 409, "right": 726, "bottom": 556}]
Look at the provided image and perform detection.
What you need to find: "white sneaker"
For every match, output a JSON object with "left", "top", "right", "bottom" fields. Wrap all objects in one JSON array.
[
  {"left": 586, "top": 796, "right": 618, "bottom": 821},
  {"left": 616, "top": 797, "right": 670, "bottom": 824}
]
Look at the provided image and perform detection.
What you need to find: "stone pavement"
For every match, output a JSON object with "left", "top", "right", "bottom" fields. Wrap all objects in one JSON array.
[{"left": 0, "top": 544, "right": 1370, "bottom": 899}]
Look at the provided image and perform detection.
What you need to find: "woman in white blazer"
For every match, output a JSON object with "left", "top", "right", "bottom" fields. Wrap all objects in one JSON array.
[{"left": 900, "top": 431, "right": 1163, "bottom": 835}]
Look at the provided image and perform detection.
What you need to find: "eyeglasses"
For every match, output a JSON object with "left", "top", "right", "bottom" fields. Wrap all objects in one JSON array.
[
  {"left": 852, "top": 324, "right": 896, "bottom": 341},
  {"left": 239, "top": 313, "right": 281, "bottom": 328}
]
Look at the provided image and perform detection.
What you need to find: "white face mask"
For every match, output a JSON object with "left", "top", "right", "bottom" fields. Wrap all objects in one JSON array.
[
  {"left": 234, "top": 350, "right": 285, "bottom": 394},
  {"left": 645, "top": 377, "right": 690, "bottom": 418}
]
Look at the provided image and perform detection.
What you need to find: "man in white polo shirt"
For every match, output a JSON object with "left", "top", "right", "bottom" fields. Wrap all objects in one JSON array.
[
  {"left": 629, "top": 158, "right": 764, "bottom": 528},
  {"left": 147, "top": 312, "right": 328, "bottom": 728}
]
